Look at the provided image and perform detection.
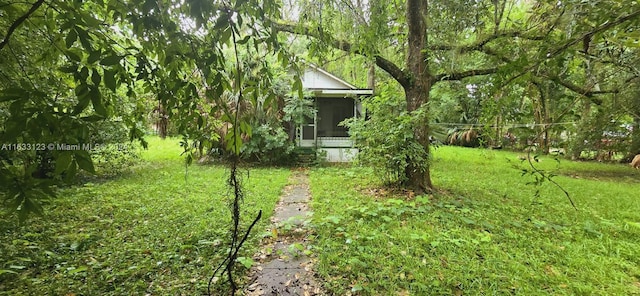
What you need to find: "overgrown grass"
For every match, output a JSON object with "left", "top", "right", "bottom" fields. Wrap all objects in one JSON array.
[
  {"left": 310, "top": 146, "right": 640, "bottom": 295},
  {"left": 0, "top": 136, "right": 290, "bottom": 295}
]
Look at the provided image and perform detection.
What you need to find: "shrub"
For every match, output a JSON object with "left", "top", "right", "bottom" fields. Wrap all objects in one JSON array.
[
  {"left": 88, "top": 120, "right": 142, "bottom": 176},
  {"left": 242, "top": 123, "right": 296, "bottom": 165},
  {"left": 342, "top": 84, "right": 429, "bottom": 186}
]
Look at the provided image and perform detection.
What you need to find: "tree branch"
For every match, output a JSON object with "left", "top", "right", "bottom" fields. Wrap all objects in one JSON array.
[
  {"left": 0, "top": 0, "right": 46, "bottom": 51},
  {"left": 272, "top": 21, "right": 411, "bottom": 89},
  {"left": 550, "top": 76, "right": 618, "bottom": 98},
  {"left": 481, "top": 46, "right": 513, "bottom": 63},
  {"left": 502, "top": 9, "right": 640, "bottom": 87},
  {"left": 435, "top": 67, "right": 499, "bottom": 82},
  {"left": 428, "top": 31, "right": 545, "bottom": 53},
  {"left": 547, "top": 10, "right": 640, "bottom": 59}
]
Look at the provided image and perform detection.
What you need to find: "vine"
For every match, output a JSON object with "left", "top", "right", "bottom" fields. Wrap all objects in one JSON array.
[
  {"left": 206, "top": 5, "right": 263, "bottom": 295},
  {"left": 512, "top": 125, "right": 577, "bottom": 210}
]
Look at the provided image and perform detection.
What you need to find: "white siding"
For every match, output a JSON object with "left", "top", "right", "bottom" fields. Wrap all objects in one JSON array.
[
  {"left": 319, "top": 148, "right": 359, "bottom": 162},
  {"left": 301, "top": 69, "right": 352, "bottom": 89}
]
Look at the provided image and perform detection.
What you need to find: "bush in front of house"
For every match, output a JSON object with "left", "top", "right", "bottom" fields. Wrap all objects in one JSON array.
[
  {"left": 242, "top": 123, "right": 297, "bottom": 165},
  {"left": 342, "top": 84, "right": 429, "bottom": 186}
]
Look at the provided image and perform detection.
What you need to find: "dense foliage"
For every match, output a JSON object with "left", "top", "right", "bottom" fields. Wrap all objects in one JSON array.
[
  {"left": 276, "top": 0, "right": 640, "bottom": 190},
  {"left": 344, "top": 83, "right": 429, "bottom": 186},
  {"left": 2, "top": 0, "right": 640, "bottom": 226},
  {"left": 0, "top": 0, "right": 300, "bottom": 220},
  {"left": 3, "top": 1, "right": 640, "bottom": 294}
]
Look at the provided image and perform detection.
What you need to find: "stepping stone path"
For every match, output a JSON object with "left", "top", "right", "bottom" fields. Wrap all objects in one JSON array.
[{"left": 245, "top": 169, "right": 325, "bottom": 296}]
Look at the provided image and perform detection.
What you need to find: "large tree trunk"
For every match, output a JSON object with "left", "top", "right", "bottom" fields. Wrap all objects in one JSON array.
[
  {"left": 404, "top": 0, "right": 434, "bottom": 192},
  {"left": 404, "top": 84, "right": 434, "bottom": 192}
]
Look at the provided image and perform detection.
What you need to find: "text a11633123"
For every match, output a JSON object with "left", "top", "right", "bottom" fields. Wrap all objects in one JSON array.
[{"left": 0, "top": 142, "right": 128, "bottom": 151}]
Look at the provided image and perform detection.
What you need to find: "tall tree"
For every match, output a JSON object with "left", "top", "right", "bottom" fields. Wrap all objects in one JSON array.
[{"left": 275, "top": 0, "right": 640, "bottom": 192}]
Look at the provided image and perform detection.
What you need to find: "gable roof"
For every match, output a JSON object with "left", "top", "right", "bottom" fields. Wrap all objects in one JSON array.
[{"left": 300, "top": 63, "right": 373, "bottom": 96}]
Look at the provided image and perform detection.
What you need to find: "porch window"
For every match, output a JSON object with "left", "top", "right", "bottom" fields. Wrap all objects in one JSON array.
[
  {"left": 301, "top": 115, "right": 315, "bottom": 140},
  {"left": 316, "top": 97, "right": 354, "bottom": 137}
]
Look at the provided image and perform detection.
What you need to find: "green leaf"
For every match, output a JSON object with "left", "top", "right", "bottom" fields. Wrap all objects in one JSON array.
[
  {"left": 23, "top": 197, "right": 44, "bottom": 218},
  {"left": 220, "top": 28, "right": 232, "bottom": 44},
  {"left": 64, "top": 161, "right": 78, "bottom": 183},
  {"left": 237, "top": 14, "right": 244, "bottom": 27},
  {"left": 197, "top": 115, "right": 204, "bottom": 129},
  {"left": 90, "top": 87, "right": 108, "bottom": 117},
  {"left": 59, "top": 64, "right": 78, "bottom": 73},
  {"left": 66, "top": 50, "right": 82, "bottom": 62},
  {"left": 55, "top": 152, "right": 73, "bottom": 174},
  {"left": 351, "top": 284, "right": 364, "bottom": 292},
  {"left": 103, "top": 69, "right": 117, "bottom": 92},
  {"left": 0, "top": 270, "right": 18, "bottom": 275},
  {"left": 65, "top": 29, "right": 77, "bottom": 48},
  {"left": 292, "top": 76, "right": 303, "bottom": 99},
  {"left": 0, "top": 87, "right": 27, "bottom": 102},
  {"left": 79, "top": 66, "right": 89, "bottom": 80},
  {"left": 91, "top": 70, "right": 101, "bottom": 86},
  {"left": 235, "top": 257, "right": 253, "bottom": 269},
  {"left": 68, "top": 265, "right": 88, "bottom": 274},
  {"left": 100, "top": 55, "right": 122, "bottom": 66},
  {"left": 214, "top": 13, "right": 229, "bottom": 29},
  {"left": 224, "top": 129, "right": 242, "bottom": 154},
  {"left": 76, "top": 26, "right": 93, "bottom": 52},
  {"left": 236, "top": 35, "right": 251, "bottom": 44},
  {"left": 73, "top": 84, "right": 90, "bottom": 114},
  {"left": 240, "top": 121, "right": 252, "bottom": 136},
  {"left": 234, "top": 0, "right": 249, "bottom": 9},
  {"left": 88, "top": 50, "right": 101, "bottom": 64},
  {"left": 74, "top": 150, "right": 95, "bottom": 174},
  {"left": 80, "top": 11, "right": 101, "bottom": 26},
  {"left": 60, "top": 19, "right": 76, "bottom": 31},
  {"left": 4, "top": 117, "right": 25, "bottom": 139}
]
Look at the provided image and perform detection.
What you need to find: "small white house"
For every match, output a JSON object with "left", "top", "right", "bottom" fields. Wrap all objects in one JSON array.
[{"left": 296, "top": 64, "right": 373, "bottom": 162}]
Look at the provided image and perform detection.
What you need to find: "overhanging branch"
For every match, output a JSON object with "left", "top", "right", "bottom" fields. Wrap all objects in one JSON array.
[
  {"left": 272, "top": 21, "right": 411, "bottom": 89},
  {"left": 481, "top": 47, "right": 513, "bottom": 63},
  {"left": 435, "top": 67, "right": 499, "bottom": 82},
  {"left": 551, "top": 76, "right": 619, "bottom": 98},
  {"left": 502, "top": 9, "right": 640, "bottom": 87},
  {"left": 0, "top": 0, "right": 46, "bottom": 51},
  {"left": 428, "top": 31, "right": 545, "bottom": 53},
  {"left": 547, "top": 10, "right": 640, "bottom": 59}
]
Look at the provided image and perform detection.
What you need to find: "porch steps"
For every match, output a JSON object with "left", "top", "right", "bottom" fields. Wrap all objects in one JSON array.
[{"left": 294, "top": 147, "right": 317, "bottom": 166}]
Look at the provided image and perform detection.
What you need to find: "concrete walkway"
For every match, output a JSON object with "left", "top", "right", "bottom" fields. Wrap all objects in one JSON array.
[{"left": 245, "top": 169, "right": 324, "bottom": 295}]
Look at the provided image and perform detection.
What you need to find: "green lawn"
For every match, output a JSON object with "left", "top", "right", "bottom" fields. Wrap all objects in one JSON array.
[
  {"left": 310, "top": 146, "right": 640, "bottom": 295},
  {"left": 3, "top": 142, "right": 639, "bottom": 295},
  {"left": 0, "top": 137, "right": 290, "bottom": 295}
]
